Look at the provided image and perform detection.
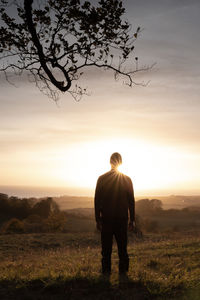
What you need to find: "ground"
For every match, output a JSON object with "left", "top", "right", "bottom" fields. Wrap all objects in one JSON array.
[{"left": 0, "top": 232, "right": 200, "bottom": 299}]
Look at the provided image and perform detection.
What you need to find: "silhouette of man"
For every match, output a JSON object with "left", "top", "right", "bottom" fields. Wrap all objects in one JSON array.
[{"left": 94, "top": 152, "right": 135, "bottom": 275}]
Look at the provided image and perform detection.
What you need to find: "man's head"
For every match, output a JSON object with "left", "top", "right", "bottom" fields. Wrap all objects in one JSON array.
[{"left": 110, "top": 152, "right": 122, "bottom": 169}]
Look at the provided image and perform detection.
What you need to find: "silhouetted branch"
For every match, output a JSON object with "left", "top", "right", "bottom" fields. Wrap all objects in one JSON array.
[{"left": 0, "top": 0, "right": 153, "bottom": 101}]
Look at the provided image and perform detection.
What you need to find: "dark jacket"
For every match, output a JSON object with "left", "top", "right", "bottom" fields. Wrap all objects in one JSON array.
[{"left": 94, "top": 169, "right": 135, "bottom": 223}]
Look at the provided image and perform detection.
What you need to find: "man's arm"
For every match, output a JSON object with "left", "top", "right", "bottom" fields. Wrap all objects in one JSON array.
[
  {"left": 127, "top": 178, "right": 135, "bottom": 229},
  {"left": 94, "top": 177, "right": 102, "bottom": 229}
]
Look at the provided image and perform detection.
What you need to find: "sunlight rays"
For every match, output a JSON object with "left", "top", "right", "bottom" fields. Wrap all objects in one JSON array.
[{"left": 54, "top": 137, "right": 198, "bottom": 194}]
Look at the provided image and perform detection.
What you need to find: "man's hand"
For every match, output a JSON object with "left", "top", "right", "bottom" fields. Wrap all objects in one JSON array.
[
  {"left": 128, "top": 221, "right": 136, "bottom": 232},
  {"left": 96, "top": 221, "right": 102, "bottom": 231}
]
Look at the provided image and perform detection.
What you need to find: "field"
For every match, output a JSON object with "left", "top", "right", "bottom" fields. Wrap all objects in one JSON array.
[{"left": 0, "top": 232, "right": 200, "bottom": 300}]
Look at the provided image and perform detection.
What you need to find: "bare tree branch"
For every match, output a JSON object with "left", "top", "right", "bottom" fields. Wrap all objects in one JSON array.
[{"left": 0, "top": 0, "right": 152, "bottom": 101}]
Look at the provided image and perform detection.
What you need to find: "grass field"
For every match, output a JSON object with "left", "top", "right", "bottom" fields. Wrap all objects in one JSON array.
[{"left": 0, "top": 232, "right": 200, "bottom": 299}]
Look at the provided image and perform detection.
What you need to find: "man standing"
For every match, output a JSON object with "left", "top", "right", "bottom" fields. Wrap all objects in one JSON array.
[{"left": 94, "top": 152, "right": 135, "bottom": 275}]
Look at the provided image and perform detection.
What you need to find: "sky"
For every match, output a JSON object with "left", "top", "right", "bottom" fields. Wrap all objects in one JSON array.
[{"left": 1, "top": 0, "right": 200, "bottom": 197}]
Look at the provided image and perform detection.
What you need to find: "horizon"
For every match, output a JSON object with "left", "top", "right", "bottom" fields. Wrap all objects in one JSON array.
[{"left": 1, "top": 184, "right": 200, "bottom": 199}]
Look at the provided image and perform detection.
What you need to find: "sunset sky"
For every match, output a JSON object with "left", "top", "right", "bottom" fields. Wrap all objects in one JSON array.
[{"left": 1, "top": 0, "right": 200, "bottom": 197}]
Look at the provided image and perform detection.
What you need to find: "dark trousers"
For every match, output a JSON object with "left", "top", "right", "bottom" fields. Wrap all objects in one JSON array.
[{"left": 101, "top": 220, "right": 129, "bottom": 274}]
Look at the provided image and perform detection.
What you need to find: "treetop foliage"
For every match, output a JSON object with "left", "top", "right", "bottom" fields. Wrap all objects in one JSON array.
[{"left": 0, "top": 0, "right": 151, "bottom": 101}]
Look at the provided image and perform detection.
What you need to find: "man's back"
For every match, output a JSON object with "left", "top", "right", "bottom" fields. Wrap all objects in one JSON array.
[
  {"left": 94, "top": 152, "right": 135, "bottom": 275},
  {"left": 95, "top": 169, "right": 135, "bottom": 221}
]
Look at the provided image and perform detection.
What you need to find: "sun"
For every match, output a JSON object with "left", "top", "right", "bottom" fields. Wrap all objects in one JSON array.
[
  {"left": 53, "top": 137, "right": 196, "bottom": 195},
  {"left": 55, "top": 138, "right": 173, "bottom": 192}
]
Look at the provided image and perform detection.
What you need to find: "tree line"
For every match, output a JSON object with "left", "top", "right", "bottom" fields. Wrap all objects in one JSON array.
[
  {"left": 1, "top": 193, "right": 200, "bottom": 234},
  {"left": 0, "top": 193, "right": 66, "bottom": 234},
  {"left": 135, "top": 198, "right": 200, "bottom": 233}
]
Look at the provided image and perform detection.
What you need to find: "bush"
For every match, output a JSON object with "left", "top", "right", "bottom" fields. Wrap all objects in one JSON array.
[
  {"left": 24, "top": 214, "right": 43, "bottom": 224},
  {"left": 23, "top": 214, "right": 44, "bottom": 233},
  {"left": 143, "top": 218, "right": 159, "bottom": 233},
  {"left": 32, "top": 197, "right": 59, "bottom": 218},
  {"left": 42, "top": 212, "right": 66, "bottom": 232},
  {"left": 2, "top": 218, "right": 25, "bottom": 234}
]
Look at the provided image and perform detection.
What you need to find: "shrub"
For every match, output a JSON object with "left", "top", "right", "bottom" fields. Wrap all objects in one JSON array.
[
  {"left": 24, "top": 214, "right": 43, "bottom": 224},
  {"left": 2, "top": 218, "right": 25, "bottom": 234},
  {"left": 42, "top": 212, "right": 66, "bottom": 232},
  {"left": 143, "top": 218, "right": 159, "bottom": 233},
  {"left": 23, "top": 214, "right": 44, "bottom": 233}
]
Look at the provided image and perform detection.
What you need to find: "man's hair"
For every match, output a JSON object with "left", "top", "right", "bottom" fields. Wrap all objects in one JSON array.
[{"left": 110, "top": 152, "right": 122, "bottom": 167}]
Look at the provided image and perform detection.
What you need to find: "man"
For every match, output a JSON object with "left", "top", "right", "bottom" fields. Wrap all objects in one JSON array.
[{"left": 94, "top": 152, "right": 135, "bottom": 275}]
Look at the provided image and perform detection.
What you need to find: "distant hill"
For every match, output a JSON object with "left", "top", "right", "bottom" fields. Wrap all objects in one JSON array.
[
  {"left": 54, "top": 196, "right": 94, "bottom": 210},
  {"left": 53, "top": 194, "right": 200, "bottom": 211},
  {"left": 65, "top": 208, "right": 94, "bottom": 217},
  {"left": 157, "top": 195, "right": 200, "bottom": 210},
  {"left": 1, "top": 191, "right": 200, "bottom": 211}
]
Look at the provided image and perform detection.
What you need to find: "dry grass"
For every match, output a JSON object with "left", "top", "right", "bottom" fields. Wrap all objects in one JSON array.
[{"left": 0, "top": 232, "right": 200, "bottom": 299}]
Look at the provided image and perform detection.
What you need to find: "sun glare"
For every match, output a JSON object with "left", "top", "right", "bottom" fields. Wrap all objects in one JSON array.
[{"left": 53, "top": 137, "right": 195, "bottom": 194}]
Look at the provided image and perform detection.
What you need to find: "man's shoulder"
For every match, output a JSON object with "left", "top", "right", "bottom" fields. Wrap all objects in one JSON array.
[
  {"left": 98, "top": 171, "right": 112, "bottom": 181},
  {"left": 98, "top": 171, "right": 132, "bottom": 182},
  {"left": 120, "top": 173, "right": 133, "bottom": 185},
  {"left": 118, "top": 171, "right": 131, "bottom": 180},
  {"left": 125, "top": 174, "right": 132, "bottom": 182}
]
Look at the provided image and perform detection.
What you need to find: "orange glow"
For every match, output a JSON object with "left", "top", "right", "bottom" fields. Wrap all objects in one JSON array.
[{"left": 53, "top": 138, "right": 200, "bottom": 194}]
